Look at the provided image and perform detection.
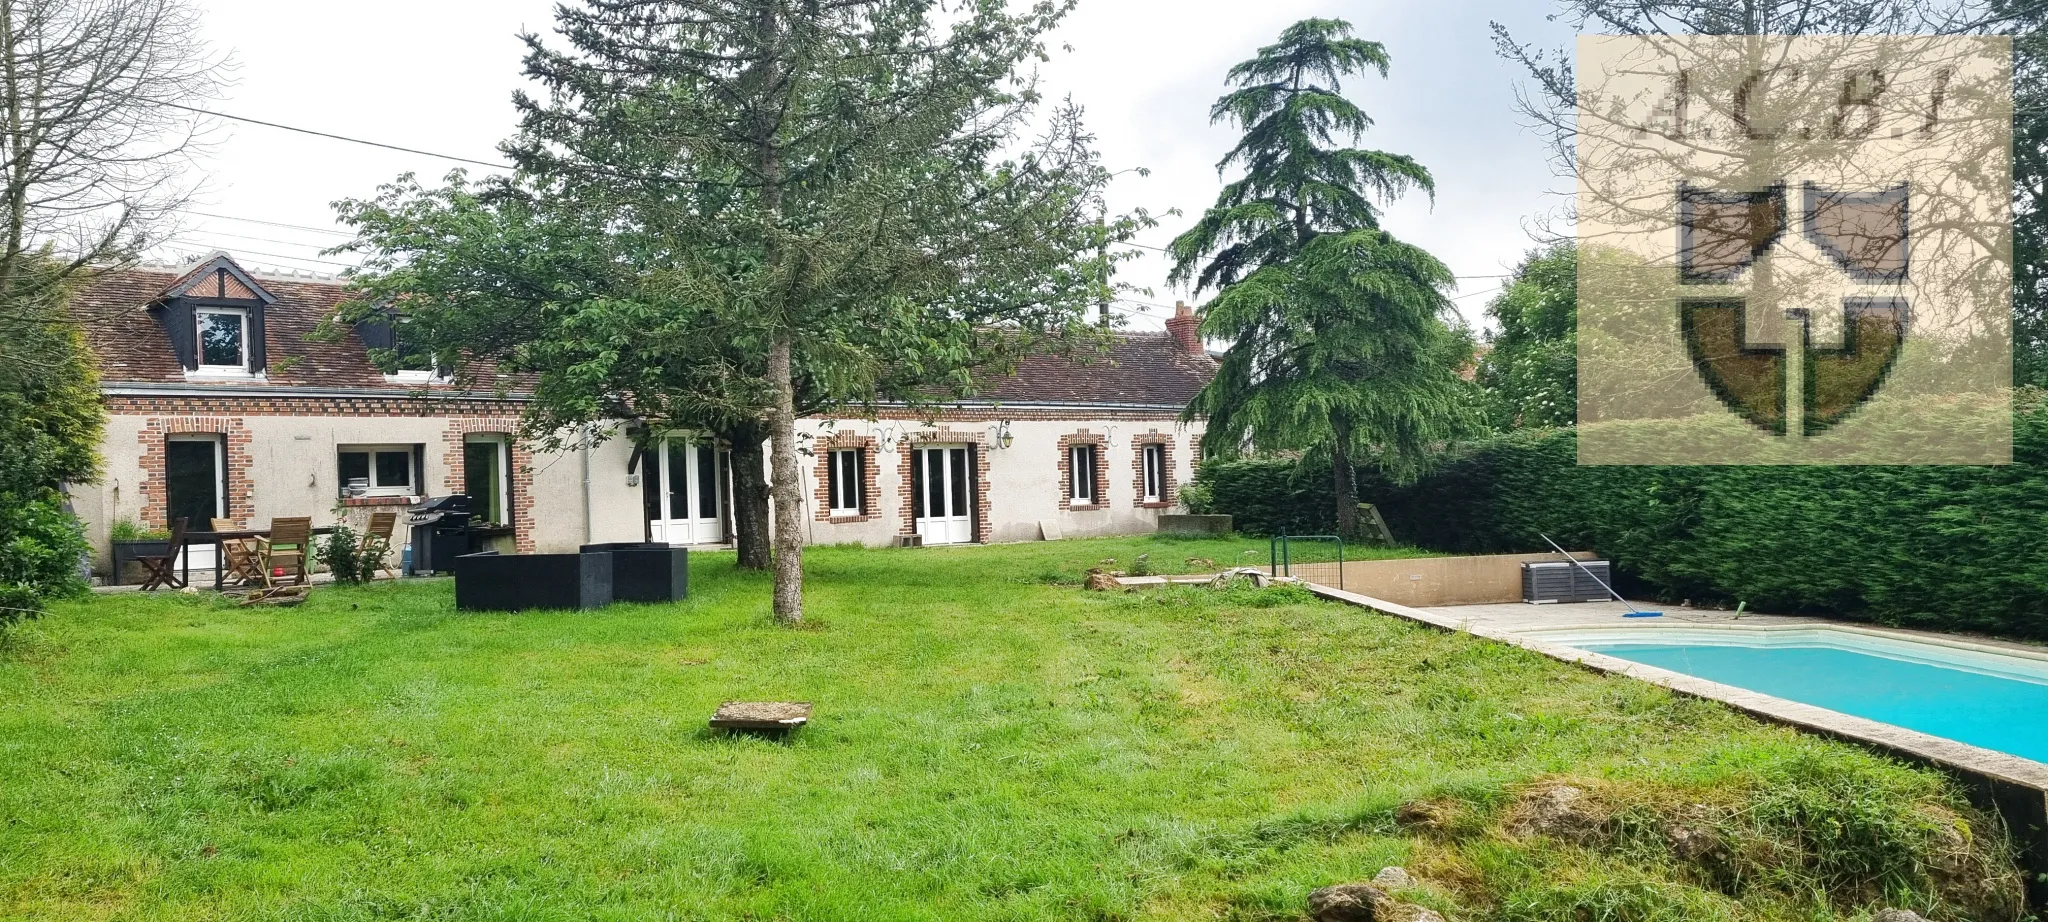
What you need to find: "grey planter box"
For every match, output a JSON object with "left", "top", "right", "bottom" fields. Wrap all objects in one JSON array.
[
  {"left": 1158, "top": 514, "right": 1233, "bottom": 536},
  {"left": 110, "top": 539, "right": 171, "bottom": 586},
  {"left": 580, "top": 543, "right": 688, "bottom": 604},
  {"left": 455, "top": 551, "right": 613, "bottom": 612}
]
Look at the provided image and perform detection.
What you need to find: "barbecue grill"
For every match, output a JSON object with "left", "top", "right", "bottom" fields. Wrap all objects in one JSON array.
[{"left": 407, "top": 494, "right": 473, "bottom": 575}]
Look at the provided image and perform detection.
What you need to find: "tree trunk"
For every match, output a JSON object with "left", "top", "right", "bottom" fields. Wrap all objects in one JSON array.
[
  {"left": 1331, "top": 417, "right": 1360, "bottom": 540},
  {"left": 725, "top": 419, "right": 772, "bottom": 571},
  {"left": 766, "top": 333, "right": 804, "bottom": 624}
]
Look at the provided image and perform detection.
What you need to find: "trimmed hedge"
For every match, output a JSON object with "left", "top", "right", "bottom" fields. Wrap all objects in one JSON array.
[{"left": 1193, "top": 398, "right": 2048, "bottom": 638}]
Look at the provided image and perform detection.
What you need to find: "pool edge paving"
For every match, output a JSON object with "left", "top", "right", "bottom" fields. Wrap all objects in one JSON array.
[{"left": 1302, "top": 585, "right": 2048, "bottom": 912}]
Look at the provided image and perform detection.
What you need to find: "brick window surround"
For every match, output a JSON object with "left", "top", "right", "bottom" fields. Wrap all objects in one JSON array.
[
  {"left": 139, "top": 417, "right": 254, "bottom": 527},
  {"left": 813, "top": 434, "right": 880, "bottom": 523},
  {"left": 441, "top": 419, "right": 536, "bottom": 553},
  {"left": 897, "top": 431, "right": 992, "bottom": 544},
  {"left": 1056, "top": 431, "right": 1110, "bottom": 512},
  {"left": 1132, "top": 435, "right": 1176, "bottom": 509}
]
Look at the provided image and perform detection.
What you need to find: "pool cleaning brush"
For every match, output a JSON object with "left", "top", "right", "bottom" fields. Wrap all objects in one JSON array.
[{"left": 1538, "top": 533, "right": 1663, "bottom": 618}]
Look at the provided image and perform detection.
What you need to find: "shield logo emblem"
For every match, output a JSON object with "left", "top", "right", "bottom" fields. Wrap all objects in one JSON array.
[{"left": 1678, "top": 182, "right": 1911, "bottom": 436}]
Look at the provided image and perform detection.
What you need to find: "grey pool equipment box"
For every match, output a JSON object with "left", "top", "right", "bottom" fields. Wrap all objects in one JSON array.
[{"left": 1522, "top": 560, "right": 1614, "bottom": 604}]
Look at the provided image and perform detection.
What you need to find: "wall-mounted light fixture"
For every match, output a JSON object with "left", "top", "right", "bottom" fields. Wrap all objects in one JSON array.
[{"left": 991, "top": 420, "right": 1015, "bottom": 450}]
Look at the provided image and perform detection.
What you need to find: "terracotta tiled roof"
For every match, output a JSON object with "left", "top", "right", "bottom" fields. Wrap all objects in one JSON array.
[
  {"left": 71, "top": 263, "right": 524, "bottom": 394},
  {"left": 73, "top": 256, "right": 1214, "bottom": 409},
  {"left": 968, "top": 332, "right": 1216, "bottom": 408}
]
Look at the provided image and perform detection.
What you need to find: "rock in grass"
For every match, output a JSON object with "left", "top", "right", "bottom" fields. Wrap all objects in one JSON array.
[
  {"left": 1371, "top": 866, "right": 1416, "bottom": 889},
  {"left": 1307, "top": 883, "right": 1387, "bottom": 922},
  {"left": 1872, "top": 911, "right": 1929, "bottom": 922},
  {"left": 1394, "top": 799, "right": 1452, "bottom": 832},
  {"left": 1505, "top": 782, "right": 1605, "bottom": 842},
  {"left": 1083, "top": 569, "right": 1120, "bottom": 591},
  {"left": 1306, "top": 883, "right": 1443, "bottom": 922}
]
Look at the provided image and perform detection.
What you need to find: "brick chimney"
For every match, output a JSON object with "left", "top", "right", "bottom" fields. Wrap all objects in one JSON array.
[{"left": 1166, "top": 301, "right": 1203, "bottom": 356}]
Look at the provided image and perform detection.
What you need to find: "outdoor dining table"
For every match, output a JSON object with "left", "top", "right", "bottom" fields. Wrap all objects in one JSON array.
[{"left": 195, "top": 526, "right": 337, "bottom": 591}]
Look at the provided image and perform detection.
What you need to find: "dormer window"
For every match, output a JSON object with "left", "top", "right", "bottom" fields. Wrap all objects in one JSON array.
[
  {"left": 151, "top": 253, "right": 275, "bottom": 379},
  {"left": 196, "top": 307, "right": 248, "bottom": 372},
  {"left": 358, "top": 310, "right": 446, "bottom": 384}
]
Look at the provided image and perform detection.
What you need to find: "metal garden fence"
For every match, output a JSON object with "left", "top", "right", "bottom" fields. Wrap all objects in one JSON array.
[{"left": 1270, "top": 534, "right": 1344, "bottom": 589}]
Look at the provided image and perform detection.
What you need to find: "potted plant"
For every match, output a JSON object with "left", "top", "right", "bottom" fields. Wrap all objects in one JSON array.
[{"left": 109, "top": 520, "right": 172, "bottom": 586}]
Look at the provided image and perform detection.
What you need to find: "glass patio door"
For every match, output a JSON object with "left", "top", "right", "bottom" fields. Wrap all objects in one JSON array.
[
  {"left": 649, "top": 436, "right": 726, "bottom": 545},
  {"left": 912, "top": 445, "right": 974, "bottom": 545},
  {"left": 165, "top": 434, "right": 223, "bottom": 570}
]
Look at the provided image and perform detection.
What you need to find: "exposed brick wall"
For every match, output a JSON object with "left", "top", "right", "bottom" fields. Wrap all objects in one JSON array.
[
  {"left": 1131, "top": 434, "right": 1176, "bottom": 509},
  {"left": 898, "top": 431, "right": 991, "bottom": 544},
  {"left": 441, "top": 420, "right": 537, "bottom": 553},
  {"left": 813, "top": 433, "right": 879, "bottom": 523},
  {"left": 1055, "top": 431, "right": 1110, "bottom": 512},
  {"left": 138, "top": 417, "right": 254, "bottom": 528}
]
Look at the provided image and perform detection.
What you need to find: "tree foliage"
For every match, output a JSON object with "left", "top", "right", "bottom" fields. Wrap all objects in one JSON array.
[
  {"left": 1172, "top": 18, "right": 1475, "bottom": 539},
  {"left": 1476, "top": 243, "right": 1577, "bottom": 430},
  {"left": 2014, "top": 0, "right": 2048, "bottom": 385},
  {"left": 339, "top": 1, "right": 1131, "bottom": 622},
  {"left": 0, "top": 262, "right": 100, "bottom": 621},
  {"left": 1168, "top": 18, "right": 1430, "bottom": 293}
]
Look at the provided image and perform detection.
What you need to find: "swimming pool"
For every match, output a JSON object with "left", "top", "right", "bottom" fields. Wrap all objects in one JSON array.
[{"left": 1534, "top": 627, "right": 2048, "bottom": 764}]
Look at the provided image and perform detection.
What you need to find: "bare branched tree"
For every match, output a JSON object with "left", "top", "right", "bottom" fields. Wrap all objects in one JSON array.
[
  {"left": 1492, "top": 0, "right": 2028, "bottom": 239},
  {"left": 0, "top": 0, "right": 223, "bottom": 325}
]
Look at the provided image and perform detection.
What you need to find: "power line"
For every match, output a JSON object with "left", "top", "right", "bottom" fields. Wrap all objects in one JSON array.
[
  {"left": 186, "top": 210, "right": 355, "bottom": 239},
  {"left": 164, "top": 239, "right": 356, "bottom": 269},
  {"left": 1451, "top": 286, "right": 1504, "bottom": 302},
  {"left": 159, "top": 101, "right": 514, "bottom": 171},
  {"left": 176, "top": 226, "right": 352, "bottom": 252}
]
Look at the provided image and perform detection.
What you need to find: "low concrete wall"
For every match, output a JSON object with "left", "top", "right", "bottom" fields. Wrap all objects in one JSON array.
[{"left": 1334, "top": 551, "right": 1598, "bottom": 607}]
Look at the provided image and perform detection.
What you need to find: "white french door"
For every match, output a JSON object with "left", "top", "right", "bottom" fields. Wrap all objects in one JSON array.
[
  {"left": 912, "top": 445, "right": 975, "bottom": 545},
  {"left": 649, "top": 436, "right": 726, "bottom": 545}
]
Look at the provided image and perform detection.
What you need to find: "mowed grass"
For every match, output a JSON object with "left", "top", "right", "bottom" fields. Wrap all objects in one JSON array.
[{"left": 0, "top": 537, "right": 2021, "bottom": 921}]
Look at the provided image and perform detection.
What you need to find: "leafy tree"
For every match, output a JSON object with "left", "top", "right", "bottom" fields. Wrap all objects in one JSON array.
[
  {"left": 0, "top": 263, "right": 100, "bottom": 621},
  {"left": 339, "top": 1, "right": 1129, "bottom": 623},
  {"left": 1477, "top": 243, "right": 1577, "bottom": 430},
  {"left": 1171, "top": 18, "right": 1476, "bottom": 539}
]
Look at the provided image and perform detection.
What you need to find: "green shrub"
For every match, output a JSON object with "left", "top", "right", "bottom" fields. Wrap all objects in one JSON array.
[
  {"left": 315, "top": 525, "right": 385, "bottom": 586},
  {"left": 108, "top": 520, "right": 169, "bottom": 542},
  {"left": 1198, "top": 393, "right": 2048, "bottom": 637},
  {"left": 1187, "top": 458, "right": 1339, "bottom": 536}
]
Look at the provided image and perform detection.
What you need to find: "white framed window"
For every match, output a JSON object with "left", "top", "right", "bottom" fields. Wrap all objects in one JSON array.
[
  {"left": 827, "top": 448, "right": 865, "bottom": 516},
  {"left": 196, "top": 307, "right": 248, "bottom": 373},
  {"left": 338, "top": 444, "right": 419, "bottom": 498},
  {"left": 1069, "top": 444, "right": 1098, "bottom": 505},
  {"left": 1142, "top": 443, "right": 1166, "bottom": 503}
]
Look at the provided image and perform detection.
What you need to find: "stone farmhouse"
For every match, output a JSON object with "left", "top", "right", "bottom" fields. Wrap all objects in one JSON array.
[{"left": 67, "top": 253, "right": 1214, "bottom": 572}]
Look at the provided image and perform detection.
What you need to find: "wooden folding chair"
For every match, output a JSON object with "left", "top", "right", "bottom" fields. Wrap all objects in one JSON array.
[
  {"left": 135, "top": 518, "right": 190, "bottom": 591},
  {"left": 212, "top": 518, "right": 263, "bottom": 587},
  {"left": 359, "top": 511, "right": 400, "bottom": 580},
  {"left": 258, "top": 517, "right": 313, "bottom": 587}
]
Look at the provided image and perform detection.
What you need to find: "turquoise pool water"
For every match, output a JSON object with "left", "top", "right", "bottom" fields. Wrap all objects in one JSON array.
[{"left": 1578, "top": 641, "right": 2048, "bottom": 763}]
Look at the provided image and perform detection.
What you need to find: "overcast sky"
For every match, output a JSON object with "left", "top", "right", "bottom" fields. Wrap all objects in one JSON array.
[{"left": 167, "top": 0, "right": 1576, "bottom": 332}]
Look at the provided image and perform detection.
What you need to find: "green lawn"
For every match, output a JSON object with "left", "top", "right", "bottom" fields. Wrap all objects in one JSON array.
[{"left": 0, "top": 537, "right": 2020, "bottom": 921}]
